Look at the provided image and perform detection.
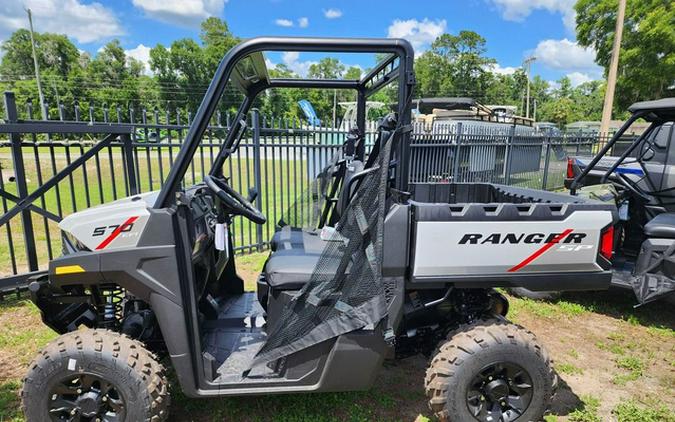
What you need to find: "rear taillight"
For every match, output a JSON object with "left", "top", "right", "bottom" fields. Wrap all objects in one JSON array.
[
  {"left": 600, "top": 226, "right": 614, "bottom": 260},
  {"left": 566, "top": 158, "right": 575, "bottom": 179}
]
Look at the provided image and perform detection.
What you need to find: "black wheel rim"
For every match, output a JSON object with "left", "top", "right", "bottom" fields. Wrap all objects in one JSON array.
[
  {"left": 48, "top": 373, "right": 126, "bottom": 422},
  {"left": 466, "top": 362, "right": 534, "bottom": 422}
]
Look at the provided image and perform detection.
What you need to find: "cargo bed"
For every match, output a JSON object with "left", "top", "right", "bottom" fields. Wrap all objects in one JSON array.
[{"left": 407, "top": 183, "right": 618, "bottom": 291}]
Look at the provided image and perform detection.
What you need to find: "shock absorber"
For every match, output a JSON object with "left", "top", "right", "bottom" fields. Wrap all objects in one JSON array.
[{"left": 98, "top": 284, "right": 125, "bottom": 329}]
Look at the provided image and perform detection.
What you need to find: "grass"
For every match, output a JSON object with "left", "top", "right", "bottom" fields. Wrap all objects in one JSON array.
[
  {"left": 612, "top": 400, "right": 675, "bottom": 422},
  {"left": 612, "top": 355, "right": 645, "bottom": 385},
  {"left": 556, "top": 362, "right": 584, "bottom": 376},
  {"left": 568, "top": 395, "right": 601, "bottom": 422},
  {"left": 0, "top": 298, "right": 57, "bottom": 368},
  {"left": 0, "top": 379, "right": 22, "bottom": 421},
  {"left": 507, "top": 296, "right": 593, "bottom": 323}
]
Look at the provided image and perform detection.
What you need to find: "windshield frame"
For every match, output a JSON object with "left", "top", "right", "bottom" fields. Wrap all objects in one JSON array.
[{"left": 153, "top": 36, "right": 415, "bottom": 209}]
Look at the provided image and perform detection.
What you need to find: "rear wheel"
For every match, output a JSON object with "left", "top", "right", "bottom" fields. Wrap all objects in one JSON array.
[
  {"left": 22, "top": 329, "right": 169, "bottom": 422},
  {"left": 425, "top": 320, "right": 555, "bottom": 422}
]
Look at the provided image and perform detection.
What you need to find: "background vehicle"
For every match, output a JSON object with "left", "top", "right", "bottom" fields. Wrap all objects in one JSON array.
[
  {"left": 567, "top": 98, "right": 675, "bottom": 303},
  {"left": 22, "top": 37, "right": 616, "bottom": 422}
]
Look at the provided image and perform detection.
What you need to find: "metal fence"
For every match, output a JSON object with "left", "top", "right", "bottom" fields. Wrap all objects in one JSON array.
[{"left": 0, "top": 92, "right": 628, "bottom": 287}]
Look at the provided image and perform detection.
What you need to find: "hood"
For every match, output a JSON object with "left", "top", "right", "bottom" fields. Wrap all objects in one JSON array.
[{"left": 59, "top": 191, "right": 159, "bottom": 251}]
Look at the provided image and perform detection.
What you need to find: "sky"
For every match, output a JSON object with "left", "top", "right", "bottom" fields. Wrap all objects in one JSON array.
[{"left": 0, "top": 0, "right": 604, "bottom": 88}]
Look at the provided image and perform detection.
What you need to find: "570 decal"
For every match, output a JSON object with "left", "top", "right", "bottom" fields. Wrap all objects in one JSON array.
[
  {"left": 92, "top": 223, "right": 135, "bottom": 237},
  {"left": 93, "top": 216, "right": 139, "bottom": 250}
]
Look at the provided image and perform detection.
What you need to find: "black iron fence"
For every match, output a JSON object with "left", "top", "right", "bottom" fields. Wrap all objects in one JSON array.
[{"left": 0, "top": 92, "right": 629, "bottom": 289}]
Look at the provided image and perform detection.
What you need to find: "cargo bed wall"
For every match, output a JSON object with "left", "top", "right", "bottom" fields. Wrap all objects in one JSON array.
[{"left": 408, "top": 183, "right": 617, "bottom": 291}]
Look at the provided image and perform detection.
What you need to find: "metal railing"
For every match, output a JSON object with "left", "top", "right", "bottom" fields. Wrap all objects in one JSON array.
[{"left": 0, "top": 92, "right": 629, "bottom": 291}]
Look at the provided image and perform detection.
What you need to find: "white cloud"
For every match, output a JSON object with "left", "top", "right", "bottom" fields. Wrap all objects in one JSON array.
[
  {"left": 125, "top": 44, "right": 152, "bottom": 75},
  {"left": 487, "top": 0, "right": 577, "bottom": 31},
  {"left": 387, "top": 18, "right": 446, "bottom": 52},
  {"left": 547, "top": 80, "right": 561, "bottom": 92},
  {"left": 533, "top": 38, "right": 598, "bottom": 70},
  {"left": 566, "top": 71, "right": 594, "bottom": 87},
  {"left": 298, "top": 17, "right": 309, "bottom": 28},
  {"left": 132, "top": 0, "right": 227, "bottom": 27},
  {"left": 323, "top": 8, "right": 343, "bottom": 19},
  {"left": 282, "top": 51, "right": 316, "bottom": 76},
  {"left": 0, "top": 0, "right": 124, "bottom": 44},
  {"left": 275, "top": 19, "right": 294, "bottom": 27},
  {"left": 487, "top": 63, "right": 519, "bottom": 75}
]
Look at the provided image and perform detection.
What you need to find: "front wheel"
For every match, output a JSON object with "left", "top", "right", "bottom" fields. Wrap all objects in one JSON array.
[
  {"left": 425, "top": 320, "right": 555, "bottom": 421},
  {"left": 22, "top": 329, "right": 170, "bottom": 422}
]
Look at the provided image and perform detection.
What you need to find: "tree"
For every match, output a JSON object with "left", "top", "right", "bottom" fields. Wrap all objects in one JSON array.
[
  {"left": 149, "top": 17, "right": 241, "bottom": 113},
  {"left": 432, "top": 31, "right": 496, "bottom": 97},
  {"left": 89, "top": 40, "right": 130, "bottom": 84},
  {"left": 307, "top": 58, "right": 345, "bottom": 79},
  {"left": 576, "top": 0, "right": 675, "bottom": 109},
  {"left": 536, "top": 76, "right": 605, "bottom": 127},
  {"left": 414, "top": 51, "right": 453, "bottom": 98},
  {"left": 0, "top": 29, "right": 80, "bottom": 78}
]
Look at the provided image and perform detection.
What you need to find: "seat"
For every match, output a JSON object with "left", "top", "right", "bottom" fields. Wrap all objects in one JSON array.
[
  {"left": 269, "top": 159, "right": 364, "bottom": 253},
  {"left": 269, "top": 226, "right": 325, "bottom": 254},
  {"left": 263, "top": 117, "right": 395, "bottom": 294},
  {"left": 264, "top": 248, "right": 349, "bottom": 290},
  {"left": 644, "top": 213, "right": 675, "bottom": 238}
]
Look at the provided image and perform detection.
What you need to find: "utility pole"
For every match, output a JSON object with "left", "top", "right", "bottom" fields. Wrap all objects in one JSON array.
[
  {"left": 26, "top": 8, "right": 47, "bottom": 120},
  {"left": 600, "top": 0, "right": 627, "bottom": 135},
  {"left": 523, "top": 56, "right": 536, "bottom": 119},
  {"left": 332, "top": 89, "right": 337, "bottom": 128},
  {"left": 533, "top": 98, "right": 538, "bottom": 122}
]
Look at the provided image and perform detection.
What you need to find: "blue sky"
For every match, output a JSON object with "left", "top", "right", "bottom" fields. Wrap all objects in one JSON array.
[{"left": 0, "top": 0, "right": 604, "bottom": 87}]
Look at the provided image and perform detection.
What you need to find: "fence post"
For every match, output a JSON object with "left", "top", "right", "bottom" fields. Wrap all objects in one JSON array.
[
  {"left": 121, "top": 133, "right": 139, "bottom": 195},
  {"left": 3, "top": 92, "right": 39, "bottom": 272},
  {"left": 451, "top": 122, "right": 463, "bottom": 182},
  {"left": 504, "top": 125, "right": 516, "bottom": 185},
  {"left": 541, "top": 137, "right": 552, "bottom": 190},
  {"left": 251, "top": 109, "right": 264, "bottom": 251}
]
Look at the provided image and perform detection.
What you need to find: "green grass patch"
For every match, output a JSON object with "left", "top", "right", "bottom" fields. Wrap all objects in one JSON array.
[
  {"left": 236, "top": 251, "right": 268, "bottom": 273},
  {"left": 0, "top": 379, "right": 22, "bottom": 421},
  {"left": 556, "top": 361, "right": 584, "bottom": 375},
  {"left": 0, "top": 299, "right": 57, "bottom": 368},
  {"left": 612, "top": 400, "right": 675, "bottom": 422},
  {"left": 506, "top": 296, "right": 592, "bottom": 321},
  {"left": 569, "top": 395, "right": 601, "bottom": 422},
  {"left": 612, "top": 355, "right": 645, "bottom": 385},
  {"left": 646, "top": 324, "right": 675, "bottom": 338}
]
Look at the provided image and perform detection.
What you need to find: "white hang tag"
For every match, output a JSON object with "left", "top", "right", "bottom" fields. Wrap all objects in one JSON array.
[{"left": 215, "top": 223, "right": 226, "bottom": 251}]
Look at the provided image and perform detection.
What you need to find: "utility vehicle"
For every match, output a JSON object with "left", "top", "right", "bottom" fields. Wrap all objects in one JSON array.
[
  {"left": 566, "top": 98, "right": 675, "bottom": 304},
  {"left": 22, "top": 37, "right": 617, "bottom": 422}
]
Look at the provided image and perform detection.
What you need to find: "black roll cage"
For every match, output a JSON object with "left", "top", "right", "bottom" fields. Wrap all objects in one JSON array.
[{"left": 154, "top": 37, "right": 415, "bottom": 209}]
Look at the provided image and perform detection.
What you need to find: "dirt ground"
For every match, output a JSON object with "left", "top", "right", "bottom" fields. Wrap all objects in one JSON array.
[{"left": 0, "top": 254, "right": 673, "bottom": 421}]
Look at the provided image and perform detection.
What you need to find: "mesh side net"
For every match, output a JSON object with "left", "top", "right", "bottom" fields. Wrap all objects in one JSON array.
[{"left": 252, "top": 128, "right": 396, "bottom": 367}]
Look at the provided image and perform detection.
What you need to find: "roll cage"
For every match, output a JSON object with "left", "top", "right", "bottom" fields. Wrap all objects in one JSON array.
[
  {"left": 154, "top": 37, "right": 416, "bottom": 209},
  {"left": 570, "top": 98, "right": 675, "bottom": 194}
]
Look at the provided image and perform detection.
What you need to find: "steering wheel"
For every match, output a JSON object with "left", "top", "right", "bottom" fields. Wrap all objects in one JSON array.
[
  {"left": 203, "top": 175, "right": 266, "bottom": 224},
  {"left": 616, "top": 173, "right": 652, "bottom": 203}
]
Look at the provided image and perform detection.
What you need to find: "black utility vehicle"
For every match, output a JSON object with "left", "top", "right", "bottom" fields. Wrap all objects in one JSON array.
[
  {"left": 22, "top": 37, "right": 617, "bottom": 422},
  {"left": 568, "top": 98, "right": 675, "bottom": 303}
]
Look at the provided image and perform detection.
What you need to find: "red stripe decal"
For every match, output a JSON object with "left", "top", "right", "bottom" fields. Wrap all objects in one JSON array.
[
  {"left": 95, "top": 216, "right": 139, "bottom": 250},
  {"left": 507, "top": 229, "right": 573, "bottom": 273}
]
